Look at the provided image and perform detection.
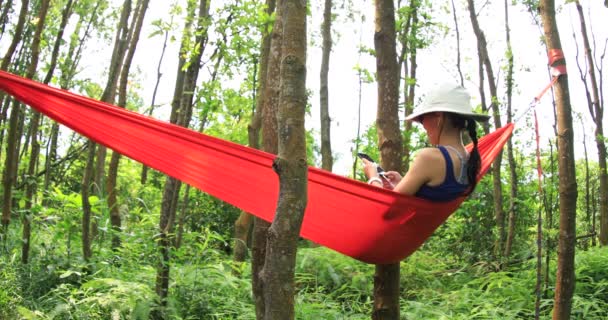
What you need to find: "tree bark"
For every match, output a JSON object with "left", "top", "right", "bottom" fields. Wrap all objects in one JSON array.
[
  {"left": 81, "top": 0, "right": 131, "bottom": 246},
  {"left": 21, "top": 0, "right": 51, "bottom": 264},
  {"left": 467, "top": 0, "right": 505, "bottom": 259},
  {"left": 107, "top": 0, "right": 149, "bottom": 251},
  {"left": 154, "top": 0, "right": 210, "bottom": 315},
  {"left": 539, "top": 1, "right": 578, "bottom": 319},
  {"left": 503, "top": 0, "right": 518, "bottom": 259},
  {"left": 141, "top": 8, "right": 173, "bottom": 185},
  {"left": 261, "top": 1, "right": 307, "bottom": 319},
  {"left": 373, "top": 1, "right": 402, "bottom": 319},
  {"left": 41, "top": 0, "right": 74, "bottom": 206},
  {"left": 398, "top": 0, "right": 417, "bottom": 172},
  {"left": 82, "top": 141, "right": 95, "bottom": 261},
  {"left": 574, "top": 0, "right": 607, "bottom": 246},
  {"left": 0, "top": 0, "right": 12, "bottom": 38},
  {"left": 233, "top": 0, "right": 276, "bottom": 272},
  {"left": 319, "top": 0, "right": 333, "bottom": 171},
  {"left": 0, "top": 0, "right": 29, "bottom": 231},
  {"left": 252, "top": 0, "right": 281, "bottom": 318}
]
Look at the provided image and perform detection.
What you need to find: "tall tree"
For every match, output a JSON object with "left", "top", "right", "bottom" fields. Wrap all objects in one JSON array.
[
  {"left": 466, "top": 0, "right": 505, "bottom": 259},
  {"left": 260, "top": 0, "right": 307, "bottom": 318},
  {"left": 81, "top": 0, "right": 132, "bottom": 250},
  {"left": 573, "top": 0, "right": 607, "bottom": 246},
  {"left": 21, "top": 0, "right": 51, "bottom": 264},
  {"left": 107, "top": 0, "right": 149, "bottom": 250},
  {"left": 252, "top": 1, "right": 282, "bottom": 317},
  {"left": 397, "top": 0, "right": 419, "bottom": 172},
  {"left": 234, "top": 0, "right": 276, "bottom": 270},
  {"left": 0, "top": 0, "right": 29, "bottom": 231},
  {"left": 319, "top": 0, "right": 333, "bottom": 171},
  {"left": 503, "top": 0, "right": 518, "bottom": 259},
  {"left": 154, "top": 0, "right": 210, "bottom": 314},
  {"left": 373, "top": 0, "right": 402, "bottom": 319},
  {"left": 539, "top": 1, "right": 578, "bottom": 319}
]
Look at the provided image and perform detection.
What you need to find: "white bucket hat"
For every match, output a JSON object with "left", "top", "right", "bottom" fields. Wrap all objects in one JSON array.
[{"left": 405, "top": 83, "right": 491, "bottom": 122}]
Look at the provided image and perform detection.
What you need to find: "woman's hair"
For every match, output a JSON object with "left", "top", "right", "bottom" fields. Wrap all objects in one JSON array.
[{"left": 446, "top": 113, "right": 481, "bottom": 195}]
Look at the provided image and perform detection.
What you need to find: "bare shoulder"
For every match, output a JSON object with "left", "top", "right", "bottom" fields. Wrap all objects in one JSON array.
[{"left": 413, "top": 147, "right": 443, "bottom": 163}]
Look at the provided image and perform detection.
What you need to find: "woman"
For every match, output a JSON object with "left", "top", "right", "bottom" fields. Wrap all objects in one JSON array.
[{"left": 363, "top": 83, "right": 490, "bottom": 202}]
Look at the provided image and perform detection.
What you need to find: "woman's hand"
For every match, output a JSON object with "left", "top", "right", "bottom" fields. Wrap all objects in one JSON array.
[
  {"left": 362, "top": 158, "right": 379, "bottom": 179},
  {"left": 383, "top": 171, "right": 402, "bottom": 187}
]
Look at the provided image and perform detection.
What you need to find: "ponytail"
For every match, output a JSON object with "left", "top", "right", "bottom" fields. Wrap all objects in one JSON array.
[{"left": 465, "top": 118, "right": 480, "bottom": 195}]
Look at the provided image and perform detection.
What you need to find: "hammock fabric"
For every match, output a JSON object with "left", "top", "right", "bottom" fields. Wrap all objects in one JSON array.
[{"left": 0, "top": 71, "right": 513, "bottom": 264}]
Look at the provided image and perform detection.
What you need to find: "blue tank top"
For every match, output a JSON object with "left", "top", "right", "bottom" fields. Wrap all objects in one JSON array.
[{"left": 415, "top": 146, "right": 469, "bottom": 202}]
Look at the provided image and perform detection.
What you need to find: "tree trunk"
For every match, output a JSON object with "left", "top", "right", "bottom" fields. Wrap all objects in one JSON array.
[
  {"left": 95, "top": 0, "right": 133, "bottom": 205},
  {"left": 174, "top": 185, "right": 190, "bottom": 249},
  {"left": 574, "top": 0, "right": 607, "bottom": 246},
  {"left": 260, "top": 2, "right": 307, "bottom": 319},
  {"left": 41, "top": 0, "right": 74, "bottom": 206},
  {"left": 81, "top": 0, "right": 131, "bottom": 247},
  {"left": 0, "top": 0, "right": 13, "bottom": 38},
  {"left": 467, "top": 0, "right": 505, "bottom": 259},
  {"left": 253, "top": 0, "right": 281, "bottom": 317},
  {"left": 141, "top": 9, "right": 172, "bottom": 186},
  {"left": 450, "top": 0, "right": 464, "bottom": 86},
  {"left": 373, "top": 0, "right": 402, "bottom": 319},
  {"left": 539, "top": 1, "right": 578, "bottom": 319},
  {"left": 154, "top": 1, "right": 210, "bottom": 315},
  {"left": 233, "top": 0, "right": 276, "bottom": 272},
  {"left": 398, "top": 0, "right": 417, "bottom": 172},
  {"left": 503, "top": 0, "right": 518, "bottom": 259},
  {"left": 107, "top": 0, "right": 149, "bottom": 251},
  {"left": 21, "top": 0, "right": 51, "bottom": 264},
  {"left": 82, "top": 141, "right": 95, "bottom": 261},
  {"left": 0, "top": 0, "right": 29, "bottom": 231},
  {"left": 319, "top": 0, "right": 333, "bottom": 171}
]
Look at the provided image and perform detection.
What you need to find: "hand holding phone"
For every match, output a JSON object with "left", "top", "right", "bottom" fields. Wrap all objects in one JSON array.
[{"left": 357, "top": 152, "right": 385, "bottom": 174}]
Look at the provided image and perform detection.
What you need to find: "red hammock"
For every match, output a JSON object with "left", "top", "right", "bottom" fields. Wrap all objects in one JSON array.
[{"left": 0, "top": 71, "right": 513, "bottom": 264}]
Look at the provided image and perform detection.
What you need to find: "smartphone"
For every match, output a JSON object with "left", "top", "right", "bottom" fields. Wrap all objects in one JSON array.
[{"left": 357, "top": 153, "right": 385, "bottom": 174}]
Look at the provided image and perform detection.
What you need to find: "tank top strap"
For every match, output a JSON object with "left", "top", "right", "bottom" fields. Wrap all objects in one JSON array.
[
  {"left": 441, "top": 145, "right": 468, "bottom": 183},
  {"left": 436, "top": 146, "right": 456, "bottom": 181}
]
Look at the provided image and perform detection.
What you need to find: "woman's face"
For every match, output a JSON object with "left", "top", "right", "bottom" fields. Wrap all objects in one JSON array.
[{"left": 420, "top": 112, "right": 442, "bottom": 145}]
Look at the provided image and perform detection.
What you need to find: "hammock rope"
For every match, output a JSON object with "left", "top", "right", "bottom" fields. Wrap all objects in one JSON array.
[{"left": 0, "top": 70, "right": 513, "bottom": 264}]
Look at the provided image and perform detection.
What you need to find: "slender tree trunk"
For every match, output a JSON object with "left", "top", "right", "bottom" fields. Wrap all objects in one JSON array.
[
  {"left": 373, "top": 1, "right": 402, "bottom": 319},
  {"left": 95, "top": 0, "right": 133, "bottom": 204},
  {"left": 21, "top": 0, "right": 51, "bottom": 264},
  {"left": 107, "top": 0, "right": 149, "bottom": 251},
  {"left": 81, "top": 0, "right": 130, "bottom": 246},
  {"left": 0, "top": 0, "right": 29, "bottom": 231},
  {"left": 82, "top": 141, "right": 95, "bottom": 261},
  {"left": 0, "top": 0, "right": 12, "bottom": 38},
  {"left": 319, "top": 0, "right": 333, "bottom": 171},
  {"left": 539, "top": 1, "right": 578, "bottom": 319},
  {"left": 0, "top": 0, "right": 27, "bottom": 71},
  {"left": 583, "top": 130, "right": 592, "bottom": 247},
  {"left": 253, "top": 1, "right": 281, "bottom": 318},
  {"left": 574, "top": 0, "right": 607, "bottom": 246},
  {"left": 174, "top": 184, "right": 190, "bottom": 249},
  {"left": 261, "top": 2, "right": 307, "bottom": 319},
  {"left": 141, "top": 12, "right": 173, "bottom": 185},
  {"left": 41, "top": 0, "right": 73, "bottom": 206},
  {"left": 503, "top": 0, "right": 518, "bottom": 259},
  {"left": 544, "top": 141, "right": 556, "bottom": 297},
  {"left": 154, "top": 1, "right": 210, "bottom": 315},
  {"left": 398, "top": 0, "right": 417, "bottom": 172},
  {"left": 233, "top": 0, "right": 276, "bottom": 272},
  {"left": 450, "top": 0, "right": 464, "bottom": 86},
  {"left": 466, "top": 0, "right": 505, "bottom": 259}
]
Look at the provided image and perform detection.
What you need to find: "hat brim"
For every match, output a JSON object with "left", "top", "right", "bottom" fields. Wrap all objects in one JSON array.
[{"left": 405, "top": 107, "right": 491, "bottom": 123}]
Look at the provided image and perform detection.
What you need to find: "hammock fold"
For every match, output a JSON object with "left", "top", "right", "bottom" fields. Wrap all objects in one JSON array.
[{"left": 0, "top": 71, "right": 513, "bottom": 264}]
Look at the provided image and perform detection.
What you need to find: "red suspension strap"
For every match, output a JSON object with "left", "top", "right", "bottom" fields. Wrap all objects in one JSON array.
[{"left": 532, "top": 48, "right": 567, "bottom": 194}]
